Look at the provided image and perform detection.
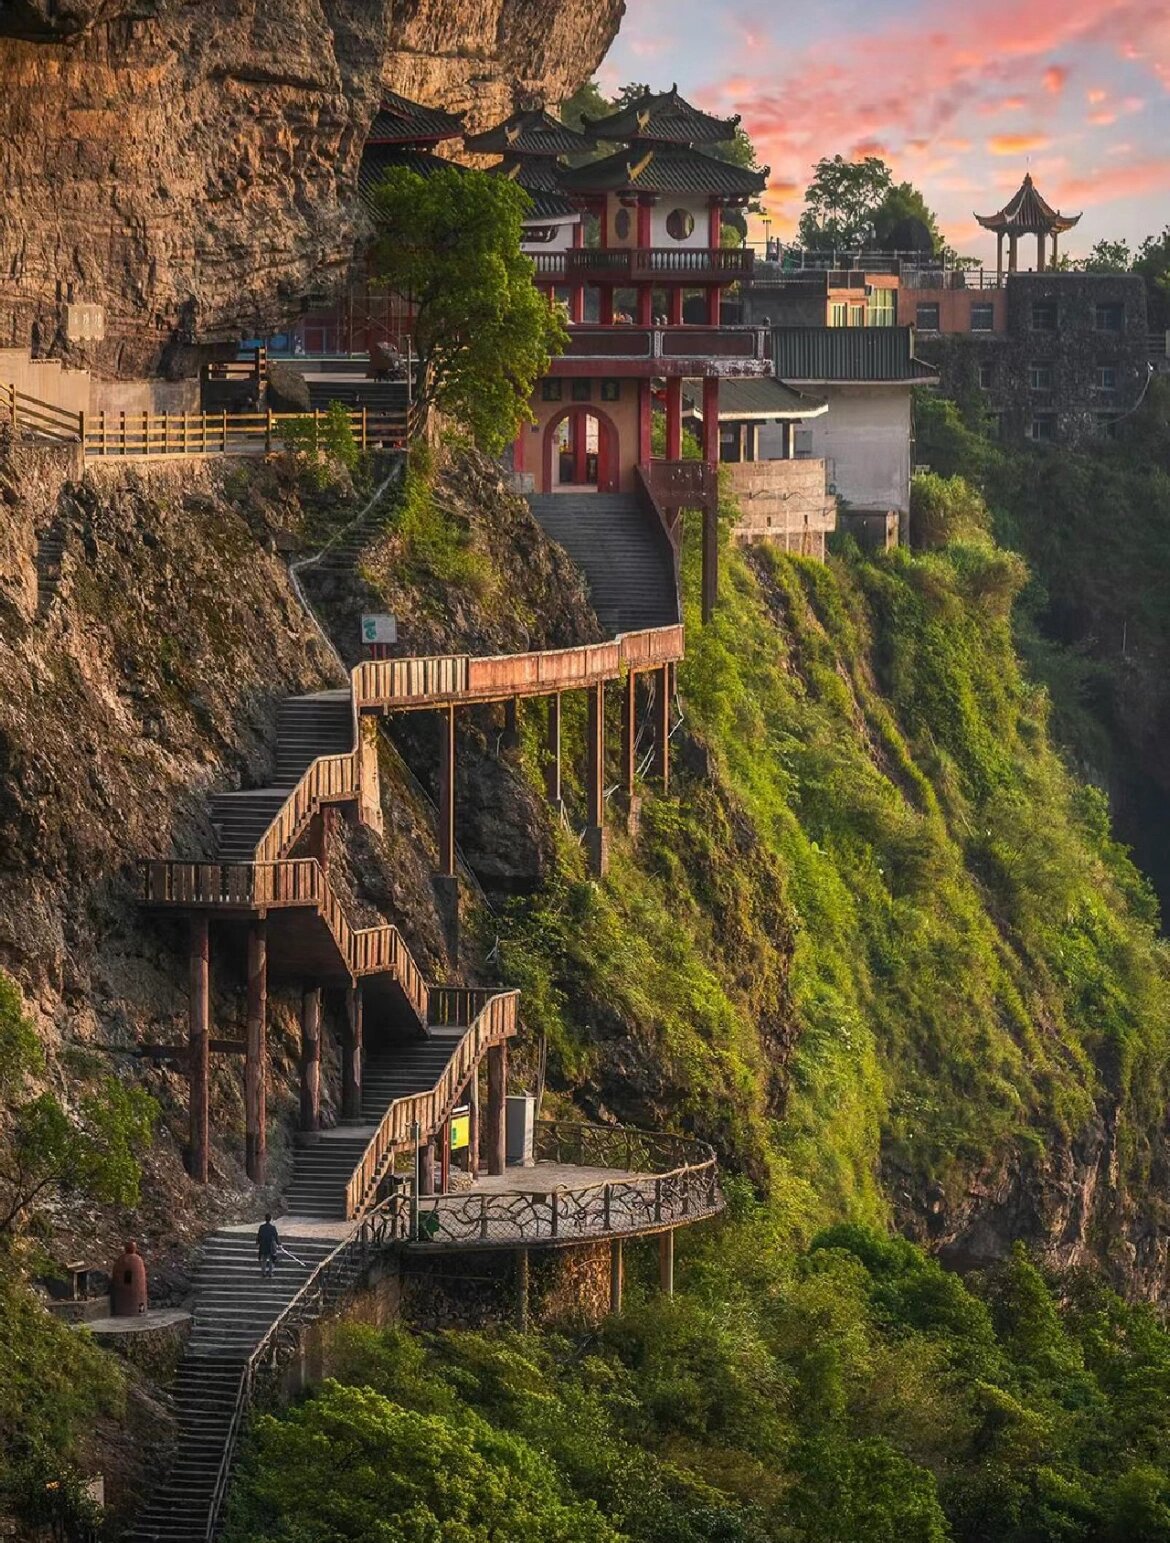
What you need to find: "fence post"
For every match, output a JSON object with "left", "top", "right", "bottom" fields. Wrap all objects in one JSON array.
[
  {"left": 265, "top": 408, "right": 273, "bottom": 455},
  {"left": 222, "top": 410, "right": 227, "bottom": 454},
  {"left": 480, "top": 1192, "right": 489, "bottom": 1241},
  {"left": 361, "top": 405, "right": 368, "bottom": 451},
  {"left": 78, "top": 410, "right": 86, "bottom": 459},
  {"left": 120, "top": 411, "right": 126, "bottom": 456},
  {"left": 101, "top": 411, "right": 108, "bottom": 456},
  {"left": 654, "top": 1177, "right": 662, "bottom": 1225},
  {"left": 550, "top": 1190, "right": 558, "bottom": 1239},
  {"left": 142, "top": 409, "right": 148, "bottom": 457},
  {"left": 6, "top": 384, "right": 14, "bottom": 429},
  {"left": 603, "top": 1182, "right": 612, "bottom": 1232}
]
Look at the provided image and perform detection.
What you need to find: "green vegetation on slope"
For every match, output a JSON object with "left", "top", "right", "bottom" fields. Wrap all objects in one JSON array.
[{"left": 227, "top": 1207, "right": 1170, "bottom": 1543}]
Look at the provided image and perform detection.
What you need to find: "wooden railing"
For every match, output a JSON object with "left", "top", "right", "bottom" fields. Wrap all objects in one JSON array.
[
  {"left": 82, "top": 405, "right": 410, "bottom": 459},
  {"left": 253, "top": 750, "right": 358, "bottom": 864},
  {"left": 531, "top": 247, "right": 754, "bottom": 283},
  {"left": 344, "top": 989, "right": 519, "bottom": 1220},
  {"left": 410, "top": 1120, "right": 722, "bottom": 1248},
  {"left": 205, "top": 346, "right": 267, "bottom": 383},
  {"left": 557, "top": 325, "right": 771, "bottom": 370},
  {"left": 1, "top": 382, "right": 83, "bottom": 442}
]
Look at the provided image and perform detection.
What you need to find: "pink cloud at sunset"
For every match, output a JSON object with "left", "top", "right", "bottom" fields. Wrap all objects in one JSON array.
[{"left": 605, "top": 0, "right": 1170, "bottom": 256}]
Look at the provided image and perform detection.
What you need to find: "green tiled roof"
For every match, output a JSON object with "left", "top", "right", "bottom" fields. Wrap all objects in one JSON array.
[
  {"left": 583, "top": 86, "right": 739, "bottom": 146},
  {"left": 684, "top": 377, "right": 828, "bottom": 420},
  {"left": 492, "top": 158, "right": 577, "bottom": 219},
  {"left": 465, "top": 109, "right": 589, "bottom": 157},
  {"left": 366, "top": 91, "right": 465, "bottom": 145},
  {"left": 560, "top": 146, "right": 766, "bottom": 198},
  {"left": 774, "top": 327, "right": 939, "bottom": 383},
  {"left": 358, "top": 146, "right": 462, "bottom": 212}
]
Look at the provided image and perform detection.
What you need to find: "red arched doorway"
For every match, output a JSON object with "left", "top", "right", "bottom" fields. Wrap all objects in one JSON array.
[{"left": 542, "top": 405, "right": 620, "bottom": 494}]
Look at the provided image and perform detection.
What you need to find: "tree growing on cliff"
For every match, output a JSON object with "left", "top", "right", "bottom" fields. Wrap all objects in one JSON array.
[
  {"left": 367, "top": 167, "right": 568, "bottom": 453},
  {"left": 798, "top": 156, "right": 944, "bottom": 253}
]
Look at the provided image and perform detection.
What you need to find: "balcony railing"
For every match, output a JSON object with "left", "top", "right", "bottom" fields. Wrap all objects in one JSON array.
[
  {"left": 531, "top": 247, "right": 754, "bottom": 284},
  {"left": 552, "top": 324, "right": 771, "bottom": 376}
]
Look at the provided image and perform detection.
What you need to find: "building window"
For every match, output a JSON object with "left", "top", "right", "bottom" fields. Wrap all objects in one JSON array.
[
  {"left": 916, "top": 302, "right": 941, "bottom": 332},
  {"left": 570, "top": 378, "right": 592, "bottom": 402},
  {"left": 985, "top": 411, "right": 1003, "bottom": 439},
  {"left": 849, "top": 303, "right": 865, "bottom": 327},
  {"left": 867, "top": 287, "right": 896, "bottom": 326},
  {"left": 1095, "top": 366, "right": 1117, "bottom": 393},
  {"left": 1095, "top": 414, "right": 1119, "bottom": 438},
  {"left": 970, "top": 302, "right": 995, "bottom": 332},
  {"left": 830, "top": 302, "right": 848, "bottom": 327},
  {"left": 1028, "top": 414, "right": 1056, "bottom": 442},
  {"left": 978, "top": 362, "right": 995, "bottom": 390},
  {"left": 1031, "top": 302, "right": 1058, "bottom": 331},
  {"left": 1028, "top": 363, "right": 1053, "bottom": 391},
  {"left": 1095, "top": 303, "right": 1124, "bottom": 332},
  {"left": 613, "top": 207, "right": 632, "bottom": 241},
  {"left": 600, "top": 379, "right": 621, "bottom": 402},
  {"left": 665, "top": 207, "right": 695, "bottom": 241},
  {"left": 541, "top": 379, "right": 562, "bottom": 402}
]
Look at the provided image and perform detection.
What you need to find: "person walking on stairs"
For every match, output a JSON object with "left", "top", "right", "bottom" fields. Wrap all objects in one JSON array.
[{"left": 257, "top": 1214, "right": 279, "bottom": 1278}]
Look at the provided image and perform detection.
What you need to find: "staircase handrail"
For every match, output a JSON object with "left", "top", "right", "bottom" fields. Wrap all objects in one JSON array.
[
  {"left": 344, "top": 987, "right": 518, "bottom": 1220},
  {"left": 1, "top": 381, "right": 84, "bottom": 442},
  {"left": 203, "top": 1197, "right": 399, "bottom": 1542}
]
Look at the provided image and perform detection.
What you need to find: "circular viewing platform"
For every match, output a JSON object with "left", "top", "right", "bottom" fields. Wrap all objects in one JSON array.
[{"left": 407, "top": 1121, "right": 722, "bottom": 1251}]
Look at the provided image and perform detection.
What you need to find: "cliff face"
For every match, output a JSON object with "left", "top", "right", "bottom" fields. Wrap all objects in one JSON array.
[{"left": 0, "top": 0, "right": 622, "bottom": 375}]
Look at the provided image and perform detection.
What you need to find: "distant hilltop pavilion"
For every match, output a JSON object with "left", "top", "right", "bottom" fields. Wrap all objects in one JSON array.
[{"left": 975, "top": 173, "right": 1082, "bottom": 283}]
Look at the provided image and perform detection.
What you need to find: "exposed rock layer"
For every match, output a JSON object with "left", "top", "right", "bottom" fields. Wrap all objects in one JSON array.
[{"left": 0, "top": 0, "right": 622, "bottom": 374}]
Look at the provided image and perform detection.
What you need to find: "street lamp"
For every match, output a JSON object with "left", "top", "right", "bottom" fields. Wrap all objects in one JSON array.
[{"left": 762, "top": 211, "right": 772, "bottom": 258}]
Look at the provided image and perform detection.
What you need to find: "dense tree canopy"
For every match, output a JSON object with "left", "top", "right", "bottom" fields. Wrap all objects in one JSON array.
[
  {"left": 798, "top": 155, "right": 943, "bottom": 253},
  {"left": 368, "top": 167, "right": 568, "bottom": 452}
]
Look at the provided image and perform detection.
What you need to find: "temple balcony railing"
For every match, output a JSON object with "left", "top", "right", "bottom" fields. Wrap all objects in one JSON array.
[
  {"left": 548, "top": 324, "right": 772, "bottom": 378},
  {"left": 531, "top": 247, "right": 755, "bottom": 285}
]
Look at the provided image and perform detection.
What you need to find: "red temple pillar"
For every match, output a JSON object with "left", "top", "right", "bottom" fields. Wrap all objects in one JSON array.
[
  {"left": 669, "top": 286, "right": 684, "bottom": 326},
  {"left": 637, "top": 379, "right": 653, "bottom": 465},
  {"left": 702, "top": 376, "right": 720, "bottom": 624},
  {"left": 702, "top": 376, "right": 720, "bottom": 464},
  {"left": 599, "top": 286, "right": 615, "bottom": 325},
  {"left": 573, "top": 412, "right": 589, "bottom": 485},
  {"left": 666, "top": 378, "right": 683, "bottom": 460},
  {"left": 638, "top": 285, "right": 654, "bottom": 325}
]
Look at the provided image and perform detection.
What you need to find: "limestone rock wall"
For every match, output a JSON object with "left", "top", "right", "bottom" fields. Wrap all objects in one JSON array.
[{"left": 0, "top": 0, "right": 623, "bottom": 376}]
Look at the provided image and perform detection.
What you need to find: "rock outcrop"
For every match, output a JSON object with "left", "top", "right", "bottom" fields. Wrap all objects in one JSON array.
[{"left": 0, "top": 0, "right": 622, "bottom": 375}]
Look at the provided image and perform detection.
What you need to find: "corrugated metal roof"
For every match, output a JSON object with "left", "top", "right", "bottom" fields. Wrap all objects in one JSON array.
[
  {"left": 560, "top": 146, "right": 766, "bottom": 197},
  {"left": 773, "top": 327, "right": 939, "bottom": 383},
  {"left": 683, "top": 377, "right": 828, "bottom": 420}
]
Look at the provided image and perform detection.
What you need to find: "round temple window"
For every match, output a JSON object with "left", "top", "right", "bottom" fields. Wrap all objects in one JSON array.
[
  {"left": 614, "top": 208, "right": 632, "bottom": 240},
  {"left": 666, "top": 208, "right": 695, "bottom": 241}
]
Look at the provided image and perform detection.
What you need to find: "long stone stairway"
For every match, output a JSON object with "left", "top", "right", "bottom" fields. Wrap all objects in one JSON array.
[
  {"left": 125, "top": 1232, "right": 341, "bottom": 1543},
  {"left": 284, "top": 1032, "right": 463, "bottom": 1219},
  {"left": 528, "top": 493, "right": 680, "bottom": 636}
]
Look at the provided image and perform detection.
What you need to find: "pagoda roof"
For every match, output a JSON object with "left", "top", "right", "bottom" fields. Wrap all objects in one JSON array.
[
  {"left": 366, "top": 90, "right": 466, "bottom": 146},
  {"left": 464, "top": 108, "right": 589, "bottom": 157},
  {"left": 582, "top": 84, "right": 740, "bottom": 146},
  {"left": 559, "top": 145, "right": 766, "bottom": 199},
  {"left": 490, "top": 160, "right": 578, "bottom": 219},
  {"left": 358, "top": 145, "right": 462, "bottom": 212},
  {"left": 975, "top": 173, "right": 1081, "bottom": 235}
]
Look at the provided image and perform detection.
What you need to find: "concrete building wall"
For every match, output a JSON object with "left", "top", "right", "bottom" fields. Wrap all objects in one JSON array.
[
  {"left": 897, "top": 286, "right": 1006, "bottom": 335},
  {"left": 725, "top": 457, "right": 836, "bottom": 557},
  {"left": 798, "top": 384, "right": 913, "bottom": 515},
  {"left": 520, "top": 377, "right": 641, "bottom": 494}
]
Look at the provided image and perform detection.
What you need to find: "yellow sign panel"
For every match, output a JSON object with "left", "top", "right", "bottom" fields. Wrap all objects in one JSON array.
[{"left": 449, "top": 1114, "right": 470, "bottom": 1152}]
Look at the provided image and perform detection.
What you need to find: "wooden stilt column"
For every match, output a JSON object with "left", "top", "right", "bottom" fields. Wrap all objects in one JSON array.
[
  {"left": 343, "top": 984, "right": 364, "bottom": 1121},
  {"left": 419, "top": 1141, "right": 435, "bottom": 1196},
  {"left": 610, "top": 1236, "right": 624, "bottom": 1314},
  {"left": 438, "top": 704, "right": 456, "bottom": 879},
  {"left": 585, "top": 679, "right": 608, "bottom": 876},
  {"left": 300, "top": 986, "right": 321, "bottom": 1132},
  {"left": 244, "top": 919, "right": 267, "bottom": 1184},
  {"left": 516, "top": 1248, "right": 530, "bottom": 1331},
  {"left": 468, "top": 1065, "right": 480, "bottom": 1179},
  {"left": 659, "top": 1229, "right": 675, "bottom": 1297},
  {"left": 701, "top": 376, "right": 720, "bottom": 624},
  {"left": 545, "top": 693, "right": 563, "bottom": 806},
  {"left": 487, "top": 1042, "right": 508, "bottom": 1177},
  {"left": 440, "top": 1118, "right": 451, "bottom": 1194},
  {"left": 188, "top": 914, "right": 210, "bottom": 1184},
  {"left": 503, "top": 696, "right": 519, "bottom": 750},
  {"left": 653, "top": 664, "right": 670, "bottom": 792},
  {"left": 621, "top": 671, "right": 637, "bottom": 800},
  {"left": 665, "top": 377, "right": 683, "bottom": 460}
]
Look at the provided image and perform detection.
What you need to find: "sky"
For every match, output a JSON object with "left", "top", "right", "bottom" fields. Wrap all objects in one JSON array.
[{"left": 601, "top": 0, "right": 1170, "bottom": 262}]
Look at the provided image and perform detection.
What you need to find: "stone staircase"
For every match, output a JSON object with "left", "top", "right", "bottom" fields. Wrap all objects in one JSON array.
[
  {"left": 528, "top": 493, "right": 679, "bottom": 636},
  {"left": 125, "top": 1232, "right": 342, "bottom": 1543},
  {"left": 285, "top": 1032, "right": 464, "bottom": 1219},
  {"left": 208, "top": 691, "right": 354, "bottom": 860},
  {"left": 306, "top": 378, "right": 409, "bottom": 415},
  {"left": 35, "top": 525, "right": 65, "bottom": 614}
]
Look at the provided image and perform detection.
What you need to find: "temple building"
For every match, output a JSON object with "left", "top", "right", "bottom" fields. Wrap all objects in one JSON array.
[
  {"left": 464, "top": 107, "right": 586, "bottom": 253},
  {"left": 358, "top": 90, "right": 467, "bottom": 208},
  {"left": 975, "top": 172, "right": 1082, "bottom": 283}
]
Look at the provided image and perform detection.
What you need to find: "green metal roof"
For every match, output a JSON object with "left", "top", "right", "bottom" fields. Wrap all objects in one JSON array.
[
  {"left": 683, "top": 377, "right": 828, "bottom": 421},
  {"left": 773, "top": 327, "right": 939, "bottom": 383},
  {"left": 582, "top": 86, "right": 740, "bottom": 146},
  {"left": 560, "top": 146, "right": 766, "bottom": 198}
]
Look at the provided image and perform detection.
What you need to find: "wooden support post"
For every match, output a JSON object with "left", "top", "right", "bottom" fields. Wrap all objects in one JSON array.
[
  {"left": 438, "top": 704, "right": 456, "bottom": 879},
  {"left": 343, "top": 984, "right": 364, "bottom": 1120},
  {"left": 487, "top": 1042, "right": 507, "bottom": 1177},
  {"left": 300, "top": 987, "right": 321, "bottom": 1132},
  {"left": 653, "top": 664, "right": 670, "bottom": 792},
  {"left": 665, "top": 377, "right": 683, "bottom": 460},
  {"left": 659, "top": 1229, "right": 675, "bottom": 1297},
  {"left": 503, "top": 695, "right": 519, "bottom": 750},
  {"left": 702, "top": 496, "right": 718, "bottom": 624},
  {"left": 516, "top": 1248, "right": 530, "bottom": 1331},
  {"left": 468, "top": 1065, "right": 480, "bottom": 1179},
  {"left": 585, "top": 679, "right": 607, "bottom": 876},
  {"left": 621, "top": 671, "right": 637, "bottom": 801},
  {"left": 545, "top": 692, "right": 562, "bottom": 806},
  {"left": 419, "top": 1141, "right": 435, "bottom": 1196},
  {"left": 609, "top": 1236, "right": 624, "bottom": 1315},
  {"left": 440, "top": 1118, "right": 451, "bottom": 1194},
  {"left": 244, "top": 920, "right": 267, "bottom": 1184},
  {"left": 188, "top": 915, "right": 210, "bottom": 1184}
]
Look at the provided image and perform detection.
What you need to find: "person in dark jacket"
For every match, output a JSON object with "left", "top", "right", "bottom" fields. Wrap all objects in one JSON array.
[{"left": 257, "top": 1214, "right": 279, "bottom": 1278}]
